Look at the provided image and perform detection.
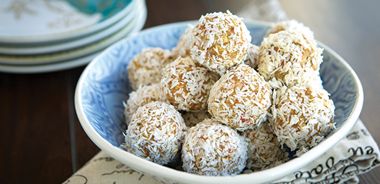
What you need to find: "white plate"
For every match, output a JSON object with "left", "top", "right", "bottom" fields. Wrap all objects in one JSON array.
[
  {"left": 0, "top": 0, "right": 145, "bottom": 66},
  {"left": 0, "top": 0, "right": 134, "bottom": 44},
  {"left": 0, "top": 0, "right": 147, "bottom": 73},
  {"left": 0, "top": 1, "right": 138, "bottom": 55},
  {"left": 0, "top": 17, "right": 136, "bottom": 65}
]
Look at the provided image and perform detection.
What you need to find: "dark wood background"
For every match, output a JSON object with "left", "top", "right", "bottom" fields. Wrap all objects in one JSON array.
[{"left": 0, "top": 0, "right": 379, "bottom": 183}]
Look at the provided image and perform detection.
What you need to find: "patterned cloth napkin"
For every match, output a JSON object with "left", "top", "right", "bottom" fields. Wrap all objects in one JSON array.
[
  {"left": 65, "top": 1, "right": 379, "bottom": 183},
  {"left": 64, "top": 120, "right": 379, "bottom": 184}
]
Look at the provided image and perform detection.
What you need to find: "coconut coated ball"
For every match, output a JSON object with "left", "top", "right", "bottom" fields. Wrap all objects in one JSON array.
[
  {"left": 124, "top": 83, "right": 166, "bottom": 123},
  {"left": 172, "top": 25, "right": 194, "bottom": 57},
  {"left": 266, "top": 20, "right": 314, "bottom": 39},
  {"left": 128, "top": 48, "right": 173, "bottom": 90},
  {"left": 182, "top": 119, "right": 248, "bottom": 176},
  {"left": 161, "top": 57, "right": 219, "bottom": 111},
  {"left": 257, "top": 30, "right": 323, "bottom": 88},
  {"left": 243, "top": 123, "right": 288, "bottom": 171},
  {"left": 124, "top": 101, "right": 187, "bottom": 165},
  {"left": 181, "top": 111, "right": 211, "bottom": 127},
  {"left": 270, "top": 86, "right": 335, "bottom": 156},
  {"left": 244, "top": 44, "right": 260, "bottom": 69},
  {"left": 208, "top": 64, "right": 272, "bottom": 131},
  {"left": 190, "top": 11, "right": 251, "bottom": 75}
]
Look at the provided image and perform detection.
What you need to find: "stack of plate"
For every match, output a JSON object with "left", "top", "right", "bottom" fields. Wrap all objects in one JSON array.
[{"left": 0, "top": 0, "right": 146, "bottom": 73}]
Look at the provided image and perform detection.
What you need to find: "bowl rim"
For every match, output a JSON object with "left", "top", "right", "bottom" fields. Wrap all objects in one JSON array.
[{"left": 74, "top": 20, "right": 364, "bottom": 184}]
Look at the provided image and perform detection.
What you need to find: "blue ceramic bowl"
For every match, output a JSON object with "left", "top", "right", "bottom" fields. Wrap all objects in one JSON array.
[{"left": 75, "top": 21, "right": 363, "bottom": 184}]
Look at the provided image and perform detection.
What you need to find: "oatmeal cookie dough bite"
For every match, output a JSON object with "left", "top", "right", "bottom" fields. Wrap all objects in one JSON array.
[
  {"left": 243, "top": 123, "right": 288, "bottom": 171},
  {"left": 266, "top": 20, "right": 314, "bottom": 39},
  {"left": 190, "top": 11, "right": 251, "bottom": 75},
  {"left": 182, "top": 119, "right": 248, "bottom": 176},
  {"left": 208, "top": 64, "right": 272, "bottom": 131},
  {"left": 161, "top": 57, "right": 218, "bottom": 111},
  {"left": 127, "top": 48, "right": 174, "bottom": 90},
  {"left": 124, "top": 83, "right": 166, "bottom": 123},
  {"left": 244, "top": 44, "right": 260, "bottom": 69},
  {"left": 257, "top": 30, "right": 323, "bottom": 88},
  {"left": 171, "top": 25, "right": 194, "bottom": 57},
  {"left": 124, "top": 101, "right": 187, "bottom": 165},
  {"left": 181, "top": 111, "right": 211, "bottom": 127},
  {"left": 270, "top": 86, "right": 335, "bottom": 156}
]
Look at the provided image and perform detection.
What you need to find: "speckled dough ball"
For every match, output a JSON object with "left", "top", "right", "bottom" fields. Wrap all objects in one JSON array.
[
  {"left": 124, "top": 101, "right": 187, "bottom": 165},
  {"left": 124, "top": 83, "right": 166, "bottom": 123},
  {"left": 266, "top": 20, "right": 314, "bottom": 39},
  {"left": 181, "top": 111, "right": 211, "bottom": 127},
  {"left": 243, "top": 123, "right": 288, "bottom": 171},
  {"left": 244, "top": 44, "right": 260, "bottom": 69},
  {"left": 191, "top": 11, "right": 252, "bottom": 75},
  {"left": 270, "top": 86, "right": 335, "bottom": 156},
  {"left": 128, "top": 48, "right": 173, "bottom": 90},
  {"left": 182, "top": 119, "right": 248, "bottom": 176},
  {"left": 258, "top": 30, "right": 323, "bottom": 88},
  {"left": 208, "top": 64, "right": 272, "bottom": 131},
  {"left": 172, "top": 26, "right": 194, "bottom": 57},
  {"left": 161, "top": 57, "right": 219, "bottom": 111}
]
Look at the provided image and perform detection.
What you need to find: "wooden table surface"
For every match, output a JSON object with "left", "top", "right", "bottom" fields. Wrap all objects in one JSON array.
[{"left": 0, "top": 0, "right": 379, "bottom": 183}]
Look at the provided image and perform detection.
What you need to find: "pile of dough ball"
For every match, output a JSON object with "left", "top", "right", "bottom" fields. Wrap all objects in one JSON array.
[{"left": 123, "top": 12, "right": 335, "bottom": 176}]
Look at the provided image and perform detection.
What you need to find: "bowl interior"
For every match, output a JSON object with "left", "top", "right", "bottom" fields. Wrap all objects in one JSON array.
[
  {"left": 80, "top": 22, "right": 358, "bottom": 147},
  {"left": 77, "top": 22, "right": 361, "bottom": 184},
  {"left": 79, "top": 22, "right": 269, "bottom": 146}
]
